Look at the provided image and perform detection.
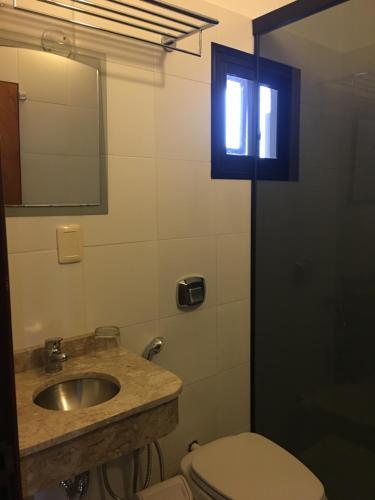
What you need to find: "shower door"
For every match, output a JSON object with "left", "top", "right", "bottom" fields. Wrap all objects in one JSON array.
[{"left": 253, "top": 1, "right": 375, "bottom": 498}]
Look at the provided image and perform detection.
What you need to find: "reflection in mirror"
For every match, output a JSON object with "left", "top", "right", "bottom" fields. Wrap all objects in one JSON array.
[{"left": 0, "top": 47, "right": 103, "bottom": 210}]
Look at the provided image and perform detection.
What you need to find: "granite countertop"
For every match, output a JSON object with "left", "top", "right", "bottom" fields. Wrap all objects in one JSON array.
[{"left": 16, "top": 347, "right": 182, "bottom": 458}]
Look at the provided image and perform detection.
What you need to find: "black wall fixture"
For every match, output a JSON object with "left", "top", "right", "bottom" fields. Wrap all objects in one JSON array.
[{"left": 253, "top": 0, "right": 350, "bottom": 36}]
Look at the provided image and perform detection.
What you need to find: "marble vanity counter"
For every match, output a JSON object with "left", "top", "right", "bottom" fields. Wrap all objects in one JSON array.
[
  {"left": 15, "top": 339, "right": 182, "bottom": 496},
  {"left": 16, "top": 346, "right": 182, "bottom": 457}
]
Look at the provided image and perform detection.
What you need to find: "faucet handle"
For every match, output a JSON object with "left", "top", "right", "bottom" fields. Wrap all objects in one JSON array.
[{"left": 45, "top": 337, "right": 63, "bottom": 351}]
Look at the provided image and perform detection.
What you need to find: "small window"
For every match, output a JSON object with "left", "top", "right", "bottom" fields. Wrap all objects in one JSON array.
[{"left": 211, "top": 43, "right": 300, "bottom": 181}]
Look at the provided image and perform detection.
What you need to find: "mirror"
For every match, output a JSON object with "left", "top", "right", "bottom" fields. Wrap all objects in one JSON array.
[{"left": 0, "top": 46, "right": 106, "bottom": 215}]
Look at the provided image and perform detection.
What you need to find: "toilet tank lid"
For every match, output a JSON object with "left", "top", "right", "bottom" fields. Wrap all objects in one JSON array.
[{"left": 190, "top": 433, "right": 325, "bottom": 500}]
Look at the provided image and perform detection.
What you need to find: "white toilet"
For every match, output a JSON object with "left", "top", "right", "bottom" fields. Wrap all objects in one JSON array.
[
  {"left": 136, "top": 432, "right": 326, "bottom": 500},
  {"left": 180, "top": 433, "right": 326, "bottom": 500}
]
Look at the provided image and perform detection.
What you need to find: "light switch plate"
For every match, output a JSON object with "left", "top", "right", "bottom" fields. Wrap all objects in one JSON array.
[{"left": 56, "top": 224, "right": 83, "bottom": 264}]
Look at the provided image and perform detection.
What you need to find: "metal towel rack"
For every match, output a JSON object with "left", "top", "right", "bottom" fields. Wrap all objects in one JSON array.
[{"left": 9, "top": 0, "right": 219, "bottom": 56}]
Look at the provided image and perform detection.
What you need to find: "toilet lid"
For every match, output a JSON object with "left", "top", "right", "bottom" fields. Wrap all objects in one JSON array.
[{"left": 190, "top": 433, "right": 325, "bottom": 500}]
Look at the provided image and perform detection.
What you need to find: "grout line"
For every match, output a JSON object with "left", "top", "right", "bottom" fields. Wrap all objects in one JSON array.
[
  {"left": 182, "top": 372, "right": 218, "bottom": 390},
  {"left": 217, "top": 360, "right": 251, "bottom": 377},
  {"left": 7, "top": 232, "right": 250, "bottom": 255},
  {"left": 7, "top": 248, "right": 59, "bottom": 256},
  {"left": 157, "top": 304, "right": 217, "bottom": 323},
  {"left": 84, "top": 239, "right": 158, "bottom": 249},
  {"left": 217, "top": 296, "right": 250, "bottom": 307},
  {"left": 215, "top": 234, "right": 219, "bottom": 374},
  {"left": 158, "top": 232, "right": 250, "bottom": 243},
  {"left": 154, "top": 67, "right": 211, "bottom": 87},
  {"left": 105, "top": 153, "right": 211, "bottom": 164}
]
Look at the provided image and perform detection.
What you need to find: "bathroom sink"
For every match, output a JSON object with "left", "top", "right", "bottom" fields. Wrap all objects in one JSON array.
[{"left": 34, "top": 375, "right": 120, "bottom": 411}]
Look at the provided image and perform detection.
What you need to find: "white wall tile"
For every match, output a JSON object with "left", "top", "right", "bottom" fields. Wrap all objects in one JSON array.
[
  {"left": 208, "top": 0, "right": 292, "bottom": 19},
  {"left": 0, "top": 1, "right": 74, "bottom": 44},
  {"left": 157, "top": 159, "right": 214, "bottom": 239},
  {"left": 158, "top": 237, "right": 217, "bottom": 318},
  {"left": 156, "top": 0, "right": 218, "bottom": 84},
  {"left": 155, "top": 74, "right": 210, "bottom": 162},
  {"left": 157, "top": 307, "right": 216, "bottom": 385},
  {"left": 5, "top": 216, "right": 82, "bottom": 254},
  {"left": 217, "top": 299, "right": 250, "bottom": 372},
  {"left": 120, "top": 320, "right": 159, "bottom": 357},
  {"left": 217, "top": 233, "right": 250, "bottom": 304},
  {"left": 73, "top": 27, "right": 159, "bottom": 72},
  {"left": 83, "top": 156, "right": 157, "bottom": 246},
  {"left": 214, "top": 179, "right": 251, "bottom": 234},
  {"left": 84, "top": 241, "right": 158, "bottom": 330},
  {"left": 160, "top": 376, "right": 218, "bottom": 476},
  {"left": 214, "top": 6, "right": 253, "bottom": 53},
  {"left": 8, "top": 251, "right": 85, "bottom": 350},
  {"left": 216, "top": 362, "right": 250, "bottom": 437},
  {"left": 157, "top": 32, "right": 213, "bottom": 85},
  {"left": 105, "top": 62, "right": 155, "bottom": 157}
]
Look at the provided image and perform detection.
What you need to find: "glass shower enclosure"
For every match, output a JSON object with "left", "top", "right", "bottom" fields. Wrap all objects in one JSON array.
[{"left": 253, "top": 1, "right": 375, "bottom": 498}]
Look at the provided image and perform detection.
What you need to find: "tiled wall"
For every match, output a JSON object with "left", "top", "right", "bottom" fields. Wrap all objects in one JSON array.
[{"left": 3, "top": 0, "right": 253, "bottom": 496}]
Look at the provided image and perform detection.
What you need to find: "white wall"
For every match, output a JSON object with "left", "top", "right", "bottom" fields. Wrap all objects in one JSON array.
[
  {"left": 207, "top": 0, "right": 293, "bottom": 19},
  {"left": 0, "top": 0, "right": 291, "bottom": 497}
]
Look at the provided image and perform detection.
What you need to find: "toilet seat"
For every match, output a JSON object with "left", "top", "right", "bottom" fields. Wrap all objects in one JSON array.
[{"left": 184, "top": 433, "right": 325, "bottom": 500}]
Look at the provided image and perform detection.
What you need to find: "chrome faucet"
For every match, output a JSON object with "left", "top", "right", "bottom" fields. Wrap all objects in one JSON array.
[{"left": 45, "top": 337, "right": 68, "bottom": 373}]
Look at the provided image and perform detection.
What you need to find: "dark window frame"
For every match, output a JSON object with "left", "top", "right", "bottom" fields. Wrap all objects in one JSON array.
[
  {"left": 252, "top": 0, "right": 350, "bottom": 36},
  {"left": 211, "top": 43, "right": 301, "bottom": 181}
]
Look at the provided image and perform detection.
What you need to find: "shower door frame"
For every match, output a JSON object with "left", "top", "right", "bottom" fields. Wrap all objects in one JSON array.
[{"left": 250, "top": 0, "right": 350, "bottom": 432}]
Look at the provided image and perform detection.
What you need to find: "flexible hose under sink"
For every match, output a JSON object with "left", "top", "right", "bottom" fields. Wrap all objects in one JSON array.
[
  {"left": 139, "top": 440, "right": 165, "bottom": 490},
  {"left": 154, "top": 441, "right": 165, "bottom": 483},
  {"left": 142, "top": 444, "right": 153, "bottom": 490},
  {"left": 101, "top": 440, "right": 165, "bottom": 499},
  {"left": 101, "top": 463, "right": 123, "bottom": 500}
]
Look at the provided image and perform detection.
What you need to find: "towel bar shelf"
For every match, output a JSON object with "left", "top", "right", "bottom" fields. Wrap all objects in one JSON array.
[{"left": 7, "top": 0, "right": 219, "bottom": 56}]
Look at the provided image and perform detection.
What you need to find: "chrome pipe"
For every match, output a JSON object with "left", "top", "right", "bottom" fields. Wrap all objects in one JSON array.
[
  {"left": 11, "top": 4, "right": 204, "bottom": 56},
  {"left": 105, "top": 0, "right": 201, "bottom": 29},
  {"left": 34, "top": 0, "right": 180, "bottom": 39},
  {"left": 141, "top": 0, "right": 219, "bottom": 25},
  {"left": 72, "top": 0, "right": 188, "bottom": 34}
]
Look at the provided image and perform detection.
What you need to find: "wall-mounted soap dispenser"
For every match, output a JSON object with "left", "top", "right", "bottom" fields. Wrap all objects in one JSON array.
[{"left": 177, "top": 277, "right": 205, "bottom": 308}]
